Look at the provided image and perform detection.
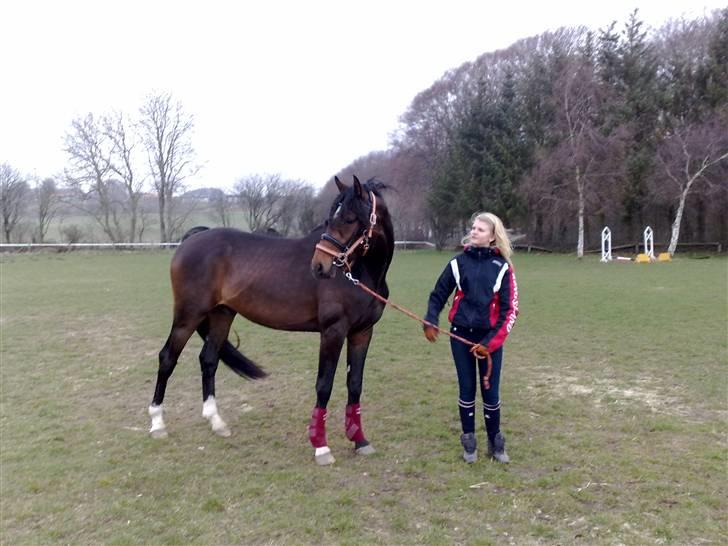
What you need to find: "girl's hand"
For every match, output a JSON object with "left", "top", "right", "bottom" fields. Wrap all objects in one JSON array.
[
  {"left": 423, "top": 325, "right": 439, "bottom": 342},
  {"left": 469, "top": 344, "right": 489, "bottom": 358}
]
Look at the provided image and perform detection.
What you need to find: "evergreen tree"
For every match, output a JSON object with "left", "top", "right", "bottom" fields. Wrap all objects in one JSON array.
[
  {"left": 448, "top": 69, "right": 530, "bottom": 225},
  {"left": 427, "top": 146, "right": 468, "bottom": 249},
  {"left": 704, "top": 8, "right": 728, "bottom": 110}
]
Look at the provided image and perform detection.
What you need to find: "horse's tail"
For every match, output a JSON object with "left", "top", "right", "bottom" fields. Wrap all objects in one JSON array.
[
  {"left": 196, "top": 320, "right": 267, "bottom": 380},
  {"left": 181, "top": 226, "right": 210, "bottom": 242},
  {"left": 219, "top": 340, "right": 268, "bottom": 379}
]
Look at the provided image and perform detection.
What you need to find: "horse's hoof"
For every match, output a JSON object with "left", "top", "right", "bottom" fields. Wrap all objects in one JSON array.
[
  {"left": 355, "top": 444, "right": 376, "bottom": 455},
  {"left": 213, "top": 426, "right": 231, "bottom": 437},
  {"left": 314, "top": 447, "right": 335, "bottom": 465},
  {"left": 315, "top": 452, "right": 336, "bottom": 465},
  {"left": 150, "top": 429, "right": 168, "bottom": 439}
]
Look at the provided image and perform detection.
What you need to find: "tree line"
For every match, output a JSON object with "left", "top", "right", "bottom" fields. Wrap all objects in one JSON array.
[
  {"left": 0, "top": 92, "right": 322, "bottom": 244},
  {"left": 2, "top": 9, "right": 727, "bottom": 253},
  {"left": 352, "top": 8, "right": 728, "bottom": 254}
]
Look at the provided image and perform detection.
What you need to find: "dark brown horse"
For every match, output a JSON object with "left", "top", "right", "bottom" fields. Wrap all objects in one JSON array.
[{"left": 148, "top": 176, "right": 394, "bottom": 465}]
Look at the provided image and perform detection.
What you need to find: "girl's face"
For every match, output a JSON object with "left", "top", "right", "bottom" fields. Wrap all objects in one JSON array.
[{"left": 470, "top": 219, "right": 495, "bottom": 247}]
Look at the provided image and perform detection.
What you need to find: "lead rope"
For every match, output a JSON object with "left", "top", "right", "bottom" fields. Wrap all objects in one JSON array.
[{"left": 344, "top": 271, "right": 492, "bottom": 389}]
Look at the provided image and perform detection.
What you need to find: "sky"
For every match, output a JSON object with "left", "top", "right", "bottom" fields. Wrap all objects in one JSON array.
[{"left": 1, "top": 1, "right": 724, "bottom": 190}]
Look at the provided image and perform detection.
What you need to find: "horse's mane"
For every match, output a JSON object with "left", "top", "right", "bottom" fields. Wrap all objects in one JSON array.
[
  {"left": 331, "top": 180, "right": 382, "bottom": 226},
  {"left": 362, "top": 177, "right": 389, "bottom": 196}
]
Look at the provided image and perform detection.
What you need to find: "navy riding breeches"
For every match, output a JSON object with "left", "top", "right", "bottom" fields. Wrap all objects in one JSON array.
[{"left": 450, "top": 325, "right": 503, "bottom": 437}]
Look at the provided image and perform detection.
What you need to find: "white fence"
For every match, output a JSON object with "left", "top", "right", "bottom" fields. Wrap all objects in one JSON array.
[
  {"left": 0, "top": 241, "right": 436, "bottom": 251},
  {"left": 0, "top": 242, "right": 181, "bottom": 250}
]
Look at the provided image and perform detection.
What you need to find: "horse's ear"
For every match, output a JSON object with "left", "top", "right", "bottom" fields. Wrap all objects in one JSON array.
[
  {"left": 352, "top": 175, "right": 363, "bottom": 197},
  {"left": 335, "top": 176, "right": 347, "bottom": 193}
]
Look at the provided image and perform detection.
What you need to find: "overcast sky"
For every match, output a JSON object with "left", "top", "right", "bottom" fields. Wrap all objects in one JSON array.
[{"left": 1, "top": 0, "right": 723, "bottom": 190}]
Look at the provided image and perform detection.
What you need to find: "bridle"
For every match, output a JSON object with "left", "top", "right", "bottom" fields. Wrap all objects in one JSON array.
[{"left": 314, "top": 191, "right": 377, "bottom": 271}]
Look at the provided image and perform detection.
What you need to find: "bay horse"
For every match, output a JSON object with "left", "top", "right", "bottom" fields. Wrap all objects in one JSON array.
[{"left": 148, "top": 176, "right": 394, "bottom": 465}]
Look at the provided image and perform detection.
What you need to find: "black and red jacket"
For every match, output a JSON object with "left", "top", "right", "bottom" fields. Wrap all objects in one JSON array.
[{"left": 425, "top": 245, "right": 519, "bottom": 352}]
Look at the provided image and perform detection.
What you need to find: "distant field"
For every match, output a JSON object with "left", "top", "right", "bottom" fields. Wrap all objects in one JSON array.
[
  {"left": 40, "top": 206, "right": 251, "bottom": 243},
  {"left": 1, "top": 250, "right": 726, "bottom": 545}
]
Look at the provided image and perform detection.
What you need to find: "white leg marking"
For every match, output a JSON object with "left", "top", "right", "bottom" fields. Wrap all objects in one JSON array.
[
  {"left": 148, "top": 404, "right": 167, "bottom": 438},
  {"left": 202, "top": 396, "right": 231, "bottom": 437},
  {"left": 314, "top": 446, "right": 335, "bottom": 465}
]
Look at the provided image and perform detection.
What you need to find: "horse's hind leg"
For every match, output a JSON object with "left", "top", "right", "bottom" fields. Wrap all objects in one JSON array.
[
  {"left": 148, "top": 314, "right": 200, "bottom": 438},
  {"left": 199, "top": 306, "right": 236, "bottom": 437},
  {"left": 345, "top": 327, "right": 376, "bottom": 455}
]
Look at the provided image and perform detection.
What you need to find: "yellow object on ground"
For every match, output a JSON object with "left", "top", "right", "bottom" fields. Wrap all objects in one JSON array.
[
  {"left": 658, "top": 252, "right": 672, "bottom": 262},
  {"left": 635, "top": 254, "right": 652, "bottom": 263}
]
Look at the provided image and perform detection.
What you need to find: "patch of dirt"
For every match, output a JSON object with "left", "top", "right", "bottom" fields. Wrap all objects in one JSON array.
[
  {"left": 564, "top": 377, "right": 679, "bottom": 414},
  {"left": 556, "top": 374, "right": 727, "bottom": 423}
]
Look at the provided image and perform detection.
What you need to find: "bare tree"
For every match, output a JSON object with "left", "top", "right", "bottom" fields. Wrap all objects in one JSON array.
[
  {"left": 208, "top": 189, "right": 234, "bottom": 228},
  {"left": 333, "top": 149, "right": 428, "bottom": 240},
  {"left": 394, "top": 72, "right": 466, "bottom": 199},
  {"left": 387, "top": 150, "right": 428, "bottom": 240},
  {"left": 165, "top": 195, "right": 198, "bottom": 242},
  {"left": 232, "top": 175, "right": 317, "bottom": 235},
  {"left": 138, "top": 92, "right": 199, "bottom": 242},
  {"left": 35, "top": 177, "right": 60, "bottom": 243},
  {"left": 276, "top": 181, "right": 315, "bottom": 236},
  {"left": 521, "top": 33, "right": 627, "bottom": 255},
  {"left": 654, "top": 118, "right": 728, "bottom": 255},
  {"left": 560, "top": 53, "right": 603, "bottom": 258},
  {"left": 295, "top": 184, "right": 319, "bottom": 235},
  {"left": 0, "top": 163, "right": 29, "bottom": 243},
  {"left": 234, "top": 174, "right": 286, "bottom": 232},
  {"left": 104, "top": 111, "right": 146, "bottom": 242},
  {"left": 60, "top": 223, "right": 85, "bottom": 244},
  {"left": 64, "top": 114, "right": 125, "bottom": 242}
]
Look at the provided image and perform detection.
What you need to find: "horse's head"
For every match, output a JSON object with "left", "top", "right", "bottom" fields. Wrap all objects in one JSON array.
[{"left": 311, "top": 175, "right": 379, "bottom": 279}]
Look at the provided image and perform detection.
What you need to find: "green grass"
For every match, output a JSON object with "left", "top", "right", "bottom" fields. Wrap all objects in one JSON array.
[{"left": 1, "top": 250, "right": 726, "bottom": 545}]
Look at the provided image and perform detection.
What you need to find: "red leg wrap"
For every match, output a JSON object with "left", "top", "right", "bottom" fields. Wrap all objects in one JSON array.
[
  {"left": 345, "top": 403, "right": 366, "bottom": 443},
  {"left": 308, "top": 407, "right": 328, "bottom": 448}
]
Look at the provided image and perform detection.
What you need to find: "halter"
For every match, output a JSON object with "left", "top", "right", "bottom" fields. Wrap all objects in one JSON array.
[{"left": 315, "top": 191, "right": 377, "bottom": 271}]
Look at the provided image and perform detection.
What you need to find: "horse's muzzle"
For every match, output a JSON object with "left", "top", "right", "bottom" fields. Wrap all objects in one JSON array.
[{"left": 311, "top": 252, "right": 337, "bottom": 279}]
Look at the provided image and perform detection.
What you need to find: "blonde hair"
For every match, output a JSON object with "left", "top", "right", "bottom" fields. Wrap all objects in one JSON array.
[{"left": 461, "top": 212, "right": 513, "bottom": 264}]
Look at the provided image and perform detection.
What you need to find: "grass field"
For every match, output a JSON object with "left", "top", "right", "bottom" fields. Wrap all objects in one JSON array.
[{"left": 1, "top": 250, "right": 726, "bottom": 545}]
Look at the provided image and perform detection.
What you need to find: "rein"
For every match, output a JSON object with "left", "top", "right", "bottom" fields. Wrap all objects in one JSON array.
[{"left": 344, "top": 271, "right": 493, "bottom": 389}]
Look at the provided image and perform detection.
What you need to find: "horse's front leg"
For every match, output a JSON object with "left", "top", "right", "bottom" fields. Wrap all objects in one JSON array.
[
  {"left": 345, "top": 327, "right": 376, "bottom": 455},
  {"left": 309, "top": 324, "right": 346, "bottom": 465}
]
